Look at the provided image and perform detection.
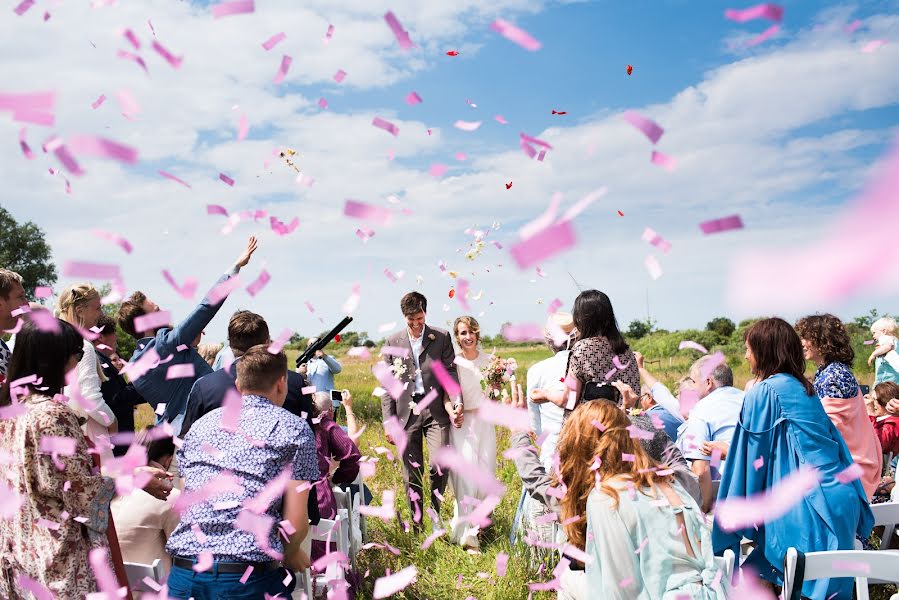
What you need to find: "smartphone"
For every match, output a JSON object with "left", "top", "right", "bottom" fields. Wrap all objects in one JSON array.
[
  {"left": 330, "top": 389, "right": 343, "bottom": 403},
  {"left": 860, "top": 385, "right": 870, "bottom": 395}
]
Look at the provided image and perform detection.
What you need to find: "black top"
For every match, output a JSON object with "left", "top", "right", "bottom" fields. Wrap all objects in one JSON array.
[{"left": 96, "top": 349, "right": 148, "bottom": 457}]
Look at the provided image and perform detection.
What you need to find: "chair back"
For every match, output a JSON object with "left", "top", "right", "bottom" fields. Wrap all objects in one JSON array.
[
  {"left": 871, "top": 501, "right": 899, "bottom": 550},
  {"left": 783, "top": 547, "right": 899, "bottom": 600},
  {"left": 123, "top": 559, "right": 163, "bottom": 593}
]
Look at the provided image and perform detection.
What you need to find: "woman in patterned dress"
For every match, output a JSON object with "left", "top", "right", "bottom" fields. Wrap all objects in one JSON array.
[{"left": 0, "top": 319, "right": 169, "bottom": 599}]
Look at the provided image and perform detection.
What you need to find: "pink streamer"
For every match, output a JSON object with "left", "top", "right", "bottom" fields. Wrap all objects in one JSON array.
[
  {"left": 724, "top": 3, "right": 784, "bottom": 23},
  {"left": 490, "top": 19, "right": 542, "bottom": 51},
  {"left": 272, "top": 55, "right": 292, "bottom": 84},
  {"left": 161, "top": 270, "right": 198, "bottom": 299},
  {"left": 122, "top": 29, "right": 141, "bottom": 50},
  {"left": 372, "top": 117, "right": 399, "bottom": 137},
  {"left": 641, "top": 227, "right": 671, "bottom": 254},
  {"left": 509, "top": 221, "right": 576, "bottom": 270},
  {"left": 700, "top": 214, "right": 743, "bottom": 234},
  {"left": 159, "top": 170, "right": 192, "bottom": 188},
  {"left": 246, "top": 269, "right": 270, "bottom": 297},
  {"left": 344, "top": 199, "right": 392, "bottom": 225},
  {"left": 623, "top": 111, "right": 664, "bottom": 144},
  {"left": 650, "top": 150, "right": 677, "bottom": 172},
  {"left": 151, "top": 40, "right": 182, "bottom": 68},
  {"left": 91, "top": 94, "right": 106, "bottom": 110},
  {"left": 261, "top": 32, "right": 286, "bottom": 51},
  {"left": 715, "top": 467, "right": 821, "bottom": 531},
  {"left": 679, "top": 340, "right": 709, "bottom": 354},
  {"left": 383, "top": 11, "right": 414, "bottom": 50},
  {"left": 211, "top": 0, "right": 254, "bottom": 18},
  {"left": 745, "top": 24, "right": 780, "bottom": 47},
  {"left": 432, "top": 360, "right": 460, "bottom": 397},
  {"left": 133, "top": 311, "right": 171, "bottom": 333},
  {"left": 219, "top": 172, "right": 235, "bottom": 186}
]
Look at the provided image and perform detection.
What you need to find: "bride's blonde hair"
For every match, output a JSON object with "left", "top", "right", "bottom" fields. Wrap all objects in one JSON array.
[{"left": 56, "top": 283, "right": 100, "bottom": 327}]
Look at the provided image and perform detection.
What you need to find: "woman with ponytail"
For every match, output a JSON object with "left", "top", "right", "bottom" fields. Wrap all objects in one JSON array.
[{"left": 557, "top": 401, "right": 727, "bottom": 599}]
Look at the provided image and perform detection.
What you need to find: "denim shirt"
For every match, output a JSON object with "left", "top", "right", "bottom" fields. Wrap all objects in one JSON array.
[{"left": 130, "top": 270, "right": 236, "bottom": 425}]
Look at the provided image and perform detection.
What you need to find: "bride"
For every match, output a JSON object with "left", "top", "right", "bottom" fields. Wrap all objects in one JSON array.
[{"left": 448, "top": 315, "right": 498, "bottom": 550}]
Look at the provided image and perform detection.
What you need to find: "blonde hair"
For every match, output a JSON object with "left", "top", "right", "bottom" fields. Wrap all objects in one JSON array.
[
  {"left": 453, "top": 315, "right": 481, "bottom": 346},
  {"left": 872, "top": 317, "right": 898, "bottom": 336},
  {"left": 197, "top": 342, "right": 223, "bottom": 367},
  {"left": 56, "top": 283, "right": 100, "bottom": 327}
]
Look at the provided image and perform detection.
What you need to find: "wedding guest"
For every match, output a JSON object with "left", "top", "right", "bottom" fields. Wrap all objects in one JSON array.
[
  {"left": 558, "top": 400, "right": 728, "bottom": 599},
  {"left": 94, "top": 315, "right": 146, "bottom": 457},
  {"left": 0, "top": 320, "right": 170, "bottom": 599},
  {"left": 197, "top": 342, "right": 222, "bottom": 368},
  {"left": 449, "top": 315, "right": 497, "bottom": 550},
  {"left": 0, "top": 268, "right": 26, "bottom": 381},
  {"left": 633, "top": 351, "right": 683, "bottom": 440},
  {"left": 212, "top": 343, "right": 234, "bottom": 371},
  {"left": 118, "top": 236, "right": 257, "bottom": 432},
  {"left": 869, "top": 317, "right": 899, "bottom": 385},
  {"left": 57, "top": 283, "right": 117, "bottom": 455},
  {"left": 867, "top": 381, "right": 899, "bottom": 456},
  {"left": 796, "top": 314, "right": 882, "bottom": 499},
  {"left": 298, "top": 337, "right": 343, "bottom": 407},
  {"left": 310, "top": 391, "right": 361, "bottom": 560},
  {"left": 713, "top": 318, "right": 873, "bottom": 600},
  {"left": 380, "top": 292, "right": 461, "bottom": 525},
  {"left": 110, "top": 433, "right": 180, "bottom": 581},
  {"left": 166, "top": 346, "right": 318, "bottom": 598}
]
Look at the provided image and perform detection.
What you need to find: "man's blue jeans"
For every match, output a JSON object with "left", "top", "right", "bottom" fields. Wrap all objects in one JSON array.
[{"left": 166, "top": 563, "right": 292, "bottom": 599}]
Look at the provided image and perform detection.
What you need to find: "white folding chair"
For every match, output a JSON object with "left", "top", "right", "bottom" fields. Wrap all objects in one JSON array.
[
  {"left": 310, "top": 512, "right": 352, "bottom": 593},
  {"left": 333, "top": 486, "right": 359, "bottom": 568},
  {"left": 123, "top": 559, "right": 164, "bottom": 593},
  {"left": 870, "top": 501, "right": 899, "bottom": 550},
  {"left": 712, "top": 548, "right": 735, "bottom": 583},
  {"left": 783, "top": 548, "right": 899, "bottom": 600},
  {"left": 291, "top": 569, "right": 312, "bottom": 600}
]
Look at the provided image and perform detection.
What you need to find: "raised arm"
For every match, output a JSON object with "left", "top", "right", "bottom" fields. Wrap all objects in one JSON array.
[{"left": 323, "top": 354, "right": 342, "bottom": 374}]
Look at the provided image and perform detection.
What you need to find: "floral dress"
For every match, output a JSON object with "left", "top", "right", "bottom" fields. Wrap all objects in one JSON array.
[{"left": 0, "top": 394, "right": 115, "bottom": 599}]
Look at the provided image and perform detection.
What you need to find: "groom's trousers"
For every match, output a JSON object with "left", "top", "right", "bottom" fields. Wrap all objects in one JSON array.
[{"left": 401, "top": 405, "right": 450, "bottom": 523}]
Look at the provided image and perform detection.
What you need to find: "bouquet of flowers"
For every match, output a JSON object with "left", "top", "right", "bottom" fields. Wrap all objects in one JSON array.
[{"left": 480, "top": 355, "right": 518, "bottom": 399}]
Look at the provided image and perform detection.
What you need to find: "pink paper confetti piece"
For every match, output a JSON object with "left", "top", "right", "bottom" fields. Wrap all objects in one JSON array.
[
  {"left": 454, "top": 120, "right": 482, "bottom": 132},
  {"left": 642, "top": 227, "right": 671, "bottom": 254},
  {"left": 623, "top": 111, "right": 664, "bottom": 144},
  {"left": 272, "top": 55, "right": 292, "bottom": 84},
  {"left": 679, "top": 340, "right": 709, "bottom": 354},
  {"left": 236, "top": 114, "right": 249, "bottom": 140},
  {"left": 405, "top": 91, "right": 422, "bottom": 105},
  {"left": 383, "top": 11, "right": 414, "bottom": 50},
  {"left": 373, "top": 565, "right": 418, "bottom": 598},
  {"left": 745, "top": 24, "right": 780, "bottom": 47},
  {"left": 490, "top": 19, "right": 542, "bottom": 51},
  {"left": 13, "top": 0, "right": 35, "bottom": 16},
  {"left": 496, "top": 553, "right": 509, "bottom": 577},
  {"left": 325, "top": 24, "right": 334, "bottom": 41},
  {"left": 193, "top": 551, "right": 214, "bottom": 572},
  {"left": 18, "top": 128, "right": 34, "bottom": 160},
  {"left": 62, "top": 261, "right": 120, "bottom": 280},
  {"left": 115, "top": 89, "right": 141, "bottom": 118},
  {"left": 122, "top": 29, "right": 141, "bottom": 50},
  {"left": 715, "top": 467, "right": 821, "bottom": 531},
  {"left": 621, "top": 453, "right": 636, "bottom": 462},
  {"left": 373, "top": 362, "right": 404, "bottom": 400},
  {"left": 753, "top": 456, "right": 765, "bottom": 471},
  {"left": 347, "top": 346, "right": 371, "bottom": 360},
  {"left": 420, "top": 528, "right": 446, "bottom": 550},
  {"left": 650, "top": 150, "right": 677, "bottom": 172},
  {"left": 831, "top": 560, "right": 870, "bottom": 574},
  {"left": 724, "top": 3, "right": 784, "bottom": 23},
  {"left": 116, "top": 50, "right": 149, "bottom": 74},
  {"left": 91, "top": 94, "right": 106, "bottom": 110},
  {"left": 429, "top": 163, "right": 448, "bottom": 177},
  {"left": 34, "top": 286, "right": 52, "bottom": 298},
  {"left": 261, "top": 32, "right": 286, "bottom": 51},
  {"left": 317, "top": 98, "right": 328, "bottom": 110},
  {"left": 644, "top": 255, "right": 663, "bottom": 280},
  {"left": 333, "top": 69, "right": 347, "bottom": 83},
  {"left": 861, "top": 40, "right": 887, "bottom": 53},
  {"left": 494, "top": 115, "right": 508, "bottom": 124},
  {"left": 89, "top": 547, "right": 120, "bottom": 594},
  {"left": 159, "top": 170, "right": 192, "bottom": 188},
  {"left": 92, "top": 230, "right": 133, "bottom": 254},
  {"left": 246, "top": 269, "right": 270, "bottom": 297},
  {"left": 520, "top": 140, "right": 537, "bottom": 159},
  {"left": 134, "top": 311, "right": 171, "bottom": 334},
  {"left": 520, "top": 133, "right": 553, "bottom": 149},
  {"left": 501, "top": 323, "right": 543, "bottom": 342},
  {"left": 710, "top": 448, "right": 723, "bottom": 470},
  {"left": 432, "top": 360, "right": 461, "bottom": 397},
  {"left": 700, "top": 214, "right": 743, "bottom": 234},
  {"left": 344, "top": 199, "right": 392, "bottom": 225},
  {"left": 835, "top": 462, "right": 864, "bottom": 484},
  {"left": 412, "top": 388, "right": 439, "bottom": 414},
  {"left": 270, "top": 216, "right": 299, "bottom": 236},
  {"left": 69, "top": 135, "right": 138, "bottom": 165},
  {"left": 700, "top": 351, "right": 726, "bottom": 381},
  {"left": 679, "top": 389, "right": 700, "bottom": 418},
  {"left": 162, "top": 270, "right": 198, "bottom": 299},
  {"left": 300, "top": 386, "right": 316, "bottom": 395},
  {"left": 166, "top": 363, "right": 196, "bottom": 380},
  {"left": 476, "top": 400, "right": 530, "bottom": 431},
  {"left": 219, "top": 173, "right": 235, "bottom": 186},
  {"left": 509, "top": 221, "right": 576, "bottom": 270},
  {"left": 267, "top": 328, "right": 293, "bottom": 354},
  {"left": 211, "top": 0, "right": 254, "bottom": 19},
  {"left": 372, "top": 117, "right": 399, "bottom": 137},
  {"left": 151, "top": 40, "right": 182, "bottom": 68},
  {"left": 239, "top": 565, "right": 254, "bottom": 584}
]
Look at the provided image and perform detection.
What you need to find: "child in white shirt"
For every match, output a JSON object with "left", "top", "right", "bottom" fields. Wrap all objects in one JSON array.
[{"left": 869, "top": 317, "right": 899, "bottom": 385}]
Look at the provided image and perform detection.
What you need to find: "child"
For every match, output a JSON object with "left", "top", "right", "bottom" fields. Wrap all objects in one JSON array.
[
  {"left": 867, "top": 381, "right": 899, "bottom": 456},
  {"left": 868, "top": 317, "right": 899, "bottom": 385}
]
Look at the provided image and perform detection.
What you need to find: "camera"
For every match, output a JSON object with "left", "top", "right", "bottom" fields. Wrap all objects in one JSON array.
[{"left": 330, "top": 389, "right": 343, "bottom": 403}]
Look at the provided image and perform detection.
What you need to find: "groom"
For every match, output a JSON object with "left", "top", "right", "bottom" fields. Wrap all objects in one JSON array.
[{"left": 381, "top": 291, "right": 462, "bottom": 525}]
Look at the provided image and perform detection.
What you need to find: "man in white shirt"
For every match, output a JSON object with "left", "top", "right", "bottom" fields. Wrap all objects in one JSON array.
[{"left": 675, "top": 356, "right": 744, "bottom": 513}]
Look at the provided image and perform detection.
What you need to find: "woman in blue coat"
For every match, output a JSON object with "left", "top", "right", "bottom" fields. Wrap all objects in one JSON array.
[{"left": 712, "top": 317, "right": 873, "bottom": 600}]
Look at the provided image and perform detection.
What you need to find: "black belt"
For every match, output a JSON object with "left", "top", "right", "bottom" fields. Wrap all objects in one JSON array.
[{"left": 172, "top": 556, "right": 282, "bottom": 574}]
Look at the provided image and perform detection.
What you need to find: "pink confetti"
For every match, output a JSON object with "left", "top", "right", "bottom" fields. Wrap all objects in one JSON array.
[
  {"left": 239, "top": 565, "right": 254, "bottom": 583},
  {"left": 644, "top": 255, "right": 663, "bottom": 280},
  {"left": 374, "top": 565, "right": 417, "bottom": 598},
  {"left": 700, "top": 214, "right": 743, "bottom": 234},
  {"left": 62, "top": 261, "right": 120, "bottom": 280},
  {"left": 455, "top": 152, "right": 467, "bottom": 161},
  {"left": 116, "top": 50, "right": 149, "bottom": 74},
  {"left": 219, "top": 173, "right": 235, "bottom": 186},
  {"left": 420, "top": 528, "right": 446, "bottom": 550},
  {"left": 193, "top": 551, "right": 214, "bottom": 572},
  {"left": 166, "top": 363, "right": 196, "bottom": 380},
  {"left": 69, "top": 135, "right": 138, "bottom": 165},
  {"left": 753, "top": 456, "right": 765, "bottom": 471},
  {"left": 134, "top": 310, "right": 171, "bottom": 333},
  {"left": 724, "top": 3, "right": 784, "bottom": 23},
  {"left": 267, "top": 328, "right": 293, "bottom": 354},
  {"left": 642, "top": 227, "right": 671, "bottom": 254},
  {"left": 383, "top": 11, "right": 414, "bottom": 50},
  {"left": 454, "top": 120, "right": 482, "bottom": 132},
  {"left": 318, "top": 98, "right": 328, "bottom": 110},
  {"left": 679, "top": 340, "right": 709, "bottom": 354},
  {"left": 13, "top": 0, "right": 35, "bottom": 16},
  {"left": 159, "top": 170, "right": 192, "bottom": 188},
  {"left": 325, "top": 24, "right": 334, "bottom": 41},
  {"left": 236, "top": 114, "right": 249, "bottom": 140},
  {"left": 650, "top": 150, "right": 677, "bottom": 172},
  {"left": 272, "top": 55, "right": 292, "bottom": 84},
  {"left": 432, "top": 360, "right": 461, "bottom": 397},
  {"left": 412, "top": 388, "right": 439, "bottom": 414},
  {"left": 18, "top": 127, "right": 34, "bottom": 160},
  {"left": 261, "top": 32, "right": 286, "bottom": 51},
  {"left": 496, "top": 553, "right": 509, "bottom": 577},
  {"left": 152, "top": 40, "right": 182, "bottom": 68},
  {"left": 246, "top": 269, "right": 270, "bottom": 297},
  {"left": 494, "top": 115, "right": 508, "bottom": 124},
  {"left": 122, "top": 28, "right": 141, "bottom": 50},
  {"left": 745, "top": 24, "right": 780, "bottom": 47},
  {"left": 356, "top": 227, "right": 375, "bottom": 243},
  {"left": 115, "top": 89, "right": 141, "bottom": 119},
  {"left": 490, "top": 19, "right": 542, "bottom": 51},
  {"left": 679, "top": 389, "right": 700, "bottom": 418},
  {"left": 835, "top": 462, "right": 864, "bottom": 484},
  {"left": 89, "top": 547, "right": 120, "bottom": 594},
  {"left": 715, "top": 467, "right": 821, "bottom": 531},
  {"left": 710, "top": 447, "right": 723, "bottom": 470},
  {"left": 623, "top": 111, "right": 664, "bottom": 145},
  {"left": 344, "top": 199, "right": 392, "bottom": 225},
  {"left": 372, "top": 362, "right": 403, "bottom": 400},
  {"left": 621, "top": 453, "right": 636, "bottom": 462},
  {"left": 405, "top": 91, "right": 422, "bottom": 105},
  {"left": 270, "top": 216, "right": 299, "bottom": 236},
  {"left": 91, "top": 94, "right": 106, "bottom": 110},
  {"left": 34, "top": 286, "right": 52, "bottom": 299},
  {"left": 861, "top": 40, "right": 887, "bottom": 53},
  {"left": 509, "top": 221, "right": 576, "bottom": 270},
  {"left": 372, "top": 117, "right": 399, "bottom": 137},
  {"left": 520, "top": 133, "right": 553, "bottom": 150},
  {"left": 211, "top": 0, "right": 254, "bottom": 19},
  {"left": 429, "top": 163, "right": 448, "bottom": 177},
  {"left": 476, "top": 400, "right": 530, "bottom": 431},
  {"left": 162, "top": 270, "right": 198, "bottom": 299},
  {"left": 700, "top": 351, "right": 726, "bottom": 380},
  {"left": 520, "top": 140, "right": 537, "bottom": 159},
  {"left": 501, "top": 323, "right": 543, "bottom": 342},
  {"left": 333, "top": 69, "right": 347, "bottom": 83},
  {"left": 92, "top": 230, "right": 133, "bottom": 254}
]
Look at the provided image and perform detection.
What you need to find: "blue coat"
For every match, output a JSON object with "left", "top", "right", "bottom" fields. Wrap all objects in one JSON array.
[{"left": 712, "top": 374, "right": 873, "bottom": 600}]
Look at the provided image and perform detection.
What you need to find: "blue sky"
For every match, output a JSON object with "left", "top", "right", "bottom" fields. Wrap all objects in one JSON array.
[{"left": 1, "top": 0, "right": 898, "bottom": 342}]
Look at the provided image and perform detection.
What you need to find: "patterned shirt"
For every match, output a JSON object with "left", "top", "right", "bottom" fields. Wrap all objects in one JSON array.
[
  {"left": 813, "top": 362, "right": 859, "bottom": 400},
  {"left": 567, "top": 336, "right": 641, "bottom": 399},
  {"left": 166, "top": 394, "right": 319, "bottom": 562},
  {"left": 0, "top": 338, "right": 10, "bottom": 384}
]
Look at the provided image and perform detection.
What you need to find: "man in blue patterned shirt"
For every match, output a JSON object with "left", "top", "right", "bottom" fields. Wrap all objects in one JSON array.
[{"left": 166, "top": 345, "right": 320, "bottom": 598}]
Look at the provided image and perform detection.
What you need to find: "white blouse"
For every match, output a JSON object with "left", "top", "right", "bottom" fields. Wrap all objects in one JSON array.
[
  {"left": 65, "top": 339, "right": 115, "bottom": 434},
  {"left": 455, "top": 351, "right": 489, "bottom": 411}
]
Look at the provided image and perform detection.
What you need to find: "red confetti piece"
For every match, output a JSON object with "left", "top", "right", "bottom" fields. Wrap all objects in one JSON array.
[
  {"left": 446, "top": 50, "right": 459, "bottom": 56},
  {"left": 551, "top": 110, "right": 567, "bottom": 115},
  {"left": 448, "top": 288, "right": 455, "bottom": 298},
  {"left": 626, "top": 65, "right": 633, "bottom": 75},
  {"left": 334, "top": 334, "right": 341, "bottom": 343},
  {"left": 617, "top": 210, "right": 624, "bottom": 216},
  {"left": 505, "top": 181, "right": 513, "bottom": 189}
]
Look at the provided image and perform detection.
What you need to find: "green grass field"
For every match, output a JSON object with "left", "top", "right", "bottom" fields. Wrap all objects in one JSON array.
[{"left": 135, "top": 345, "right": 895, "bottom": 599}]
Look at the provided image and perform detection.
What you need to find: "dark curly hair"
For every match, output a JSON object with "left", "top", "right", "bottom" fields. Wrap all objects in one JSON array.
[{"left": 794, "top": 313, "right": 855, "bottom": 366}]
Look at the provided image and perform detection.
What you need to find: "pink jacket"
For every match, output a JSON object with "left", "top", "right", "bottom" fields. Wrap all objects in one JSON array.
[{"left": 820, "top": 392, "right": 883, "bottom": 499}]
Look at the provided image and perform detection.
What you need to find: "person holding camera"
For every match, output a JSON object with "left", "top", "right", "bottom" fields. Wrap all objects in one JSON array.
[{"left": 298, "top": 337, "right": 343, "bottom": 408}]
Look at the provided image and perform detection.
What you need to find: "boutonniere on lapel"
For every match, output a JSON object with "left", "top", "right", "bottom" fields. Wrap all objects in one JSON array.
[
  {"left": 390, "top": 357, "right": 407, "bottom": 380},
  {"left": 428, "top": 333, "right": 436, "bottom": 341}
]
